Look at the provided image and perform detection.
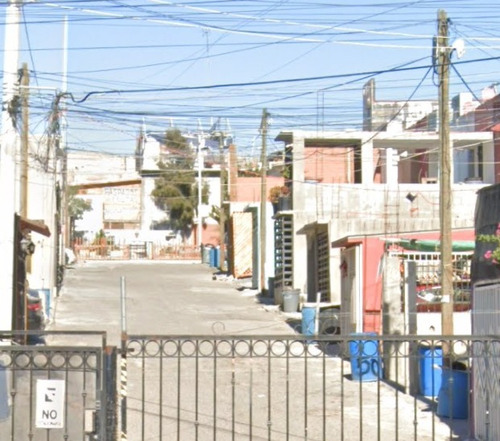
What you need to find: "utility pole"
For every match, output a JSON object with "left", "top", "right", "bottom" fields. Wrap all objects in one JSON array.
[
  {"left": 20, "top": 63, "right": 29, "bottom": 219},
  {"left": 219, "top": 132, "right": 226, "bottom": 272},
  {"left": 197, "top": 134, "right": 203, "bottom": 249},
  {"left": 437, "top": 9, "right": 454, "bottom": 336},
  {"left": 60, "top": 16, "right": 69, "bottom": 267},
  {"left": 0, "top": 0, "right": 22, "bottom": 331},
  {"left": 259, "top": 109, "right": 269, "bottom": 294}
]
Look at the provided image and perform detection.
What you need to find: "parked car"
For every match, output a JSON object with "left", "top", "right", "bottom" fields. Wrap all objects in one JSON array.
[{"left": 27, "top": 290, "right": 46, "bottom": 344}]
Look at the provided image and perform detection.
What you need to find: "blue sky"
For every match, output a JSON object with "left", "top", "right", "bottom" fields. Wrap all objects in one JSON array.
[{"left": 1, "top": 0, "right": 500, "bottom": 156}]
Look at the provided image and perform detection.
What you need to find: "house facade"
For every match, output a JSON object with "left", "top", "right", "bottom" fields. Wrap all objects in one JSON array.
[{"left": 274, "top": 128, "right": 493, "bottom": 334}]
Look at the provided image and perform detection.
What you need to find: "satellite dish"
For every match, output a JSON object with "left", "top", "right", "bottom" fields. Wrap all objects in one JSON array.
[{"left": 452, "top": 39, "right": 465, "bottom": 59}]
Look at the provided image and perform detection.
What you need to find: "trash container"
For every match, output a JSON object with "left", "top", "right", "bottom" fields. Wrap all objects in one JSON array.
[
  {"left": 301, "top": 303, "right": 316, "bottom": 335},
  {"left": 0, "top": 362, "right": 8, "bottom": 420},
  {"left": 283, "top": 289, "right": 300, "bottom": 313},
  {"left": 418, "top": 344, "right": 443, "bottom": 397},
  {"left": 437, "top": 363, "right": 469, "bottom": 419},
  {"left": 209, "top": 246, "right": 220, "bottom": 268},
  {"left": 202, "top": 245, "right": 212, "bottom": 264},
  {"left": 214, "top": 246, "right": 220, "bottom": 268},
  {"left": 349, "top": 333, "right": 382, "bottom": 382}
]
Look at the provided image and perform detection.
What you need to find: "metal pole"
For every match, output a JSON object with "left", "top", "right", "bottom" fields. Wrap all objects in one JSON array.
[{"left": 120, "top": 276, "right": 127, "bottom": 336}]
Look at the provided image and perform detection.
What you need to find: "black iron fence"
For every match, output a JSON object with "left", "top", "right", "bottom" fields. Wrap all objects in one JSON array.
[
  {"left": 122, "top": 334, "right": 497, "bottom": 441},
  {"left": 2, "top": 332, "right": 499, "bottom": 440}
]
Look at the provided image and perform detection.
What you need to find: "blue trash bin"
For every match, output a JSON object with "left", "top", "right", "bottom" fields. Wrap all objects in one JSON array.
[
  {"left": 214, "top": 246, "right": 220, "bottom": 268},
  {"left": 209, "top": 247, "right": 216, "bottom": 267},
  {"left": 302, "top": 304, "right": 316, "bottom": 336},
  {"left": 349, "top": 333, "right": 382, "bottom": 382},
  {"left": 437, "top": 365, "right": 469, "bottom": 419},
  {"left": 0, "top": 362, "right": 9, "bottom": 420},
  {"left": 419, "top": 345, "right": 443, "bottom": 397}
]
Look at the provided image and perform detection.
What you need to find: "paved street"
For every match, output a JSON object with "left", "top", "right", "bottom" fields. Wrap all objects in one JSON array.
[
  {"left": 49, "top": 260, "right": 291, "bottom": 345},
  {"left": 45, "top": 261, "right": 470, "bottom": 441}
]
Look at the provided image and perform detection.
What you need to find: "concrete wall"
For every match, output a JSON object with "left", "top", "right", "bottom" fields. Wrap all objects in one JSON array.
[
  {"left": 292, "top": 181, "right": 485, "bottom": 304},
  {"left": 67, "top": 151, "right": 137, "bottom": 186},
  {"left": 27, "top": 162, "right": 57, "bottom": 309}
]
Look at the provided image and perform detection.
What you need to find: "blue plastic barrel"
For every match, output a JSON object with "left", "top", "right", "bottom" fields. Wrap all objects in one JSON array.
[
  {"left": 419, "top": 345, "right": 443, "bottom": 397},
  {"left": 39, "top": 289, "right": 51, "bottom": 321},
  {"left": 437, "top": 367, "right": 469, "bottom": 419},
  {"left": 349, "top": 333, "right": 382, "bottom": 382},
  {"left": 301, "top": 304, "right": 316, "bottom": 336},
  {"left": 209, "top": 247, "right": 216, "bottom": 267},
  {"left": 214, "top": 246, "right": 220, "bottom": 268},
  {"left": 0, "top": 363, "right": 8, "bottom": 419}
]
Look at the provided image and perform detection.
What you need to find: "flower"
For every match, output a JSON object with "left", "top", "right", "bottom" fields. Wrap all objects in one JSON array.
[{"left": 478, "top": 222, "right": 500, "bottom": 264}]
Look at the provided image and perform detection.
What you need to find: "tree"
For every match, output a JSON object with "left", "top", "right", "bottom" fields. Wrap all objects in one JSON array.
[
  {"left": 67, "top": 186, "right": 92, "bottom": 241},
  {"left": 151, "top": 129, "right": 202, "bottom": 240}
]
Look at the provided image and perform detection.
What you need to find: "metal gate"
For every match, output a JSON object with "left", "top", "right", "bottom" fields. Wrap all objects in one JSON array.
[
  {"left": 0, "top": 331, "right": 115, "bottom": 441},
  {"left": 121, "top": 334, "right": 488, "bottom": 441},
  {"left": 5, "top": 332, "right": 500, "bottom": 440}
]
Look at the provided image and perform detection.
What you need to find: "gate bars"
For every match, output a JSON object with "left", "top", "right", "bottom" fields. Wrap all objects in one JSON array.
[
  {"left": 0, "top": 331, "right": 114, "bottom": 441},
  {"left": 120, "top": 334, "right": 497, "bottom": 441}
]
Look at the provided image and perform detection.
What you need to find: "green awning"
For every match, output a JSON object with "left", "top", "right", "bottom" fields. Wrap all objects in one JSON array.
[{"left": 386, "top": 239, "right": 475, "bottom": 252}]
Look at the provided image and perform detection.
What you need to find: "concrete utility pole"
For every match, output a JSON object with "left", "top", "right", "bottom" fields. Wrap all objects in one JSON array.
[
  {"left": 0, "top": 0, "right": 22, "bottom": 330},
  {"left": 219, "top": 132, "right": 226, "bottom": 272},
  {"left": 60, "top": 16, "right": 69, "bottom": 266},
  {"left": 197, "top": 133, "right": 203, "bottom": 248},
  {"left": 437, "top": 9, "right": 454, "bottom": 336},
  {"left": 259, "top": 109, "right": 269, "bottom": 294},
  {"left": 20, "top": 63, "right": 29, "bottom": 219}
]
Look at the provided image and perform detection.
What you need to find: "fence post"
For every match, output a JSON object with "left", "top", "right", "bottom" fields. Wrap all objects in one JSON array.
[
  {"left": 104, "top": 346, "right": 118, "bottom": 440},
  {"left": 120, "top": 276, "right": 127, "bottom": 441}
]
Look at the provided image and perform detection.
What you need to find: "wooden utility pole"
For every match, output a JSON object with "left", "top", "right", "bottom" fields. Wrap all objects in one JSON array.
[
  {"left": 219, "top": 132, "right": 226, "bottom": 271},
  {"left": 259, "top": 109, "right": 269, "bottom": 294},
  {"left": 437, "top": 9, "right": 454, "bottom": 336},
  {"left": 20, "top": 63, "right": 29, "bottom": 219}
]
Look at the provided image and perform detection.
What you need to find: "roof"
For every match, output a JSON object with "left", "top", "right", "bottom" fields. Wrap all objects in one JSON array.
[
  {"left": 384, "top": 238, "right": 475, "bottom": 252},
  {"left": 70, "top": 179, "right": 141, "bottom": 190},
  {"left": 297, "top": 222, "right": 328, "bottom": 235},
  {"left": 275, "top": 129, "right": 493, "bottom": 149},
  {"left": 20, "top": 218, "right": 50, "bottom": 237}
]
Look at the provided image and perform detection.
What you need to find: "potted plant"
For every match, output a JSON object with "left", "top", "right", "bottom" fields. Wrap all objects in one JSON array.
[{"left": 269, "top": 185, "right": 291, "bottom": 213}]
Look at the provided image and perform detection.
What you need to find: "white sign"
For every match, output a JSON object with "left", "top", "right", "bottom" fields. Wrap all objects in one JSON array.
[{"left": 36, "top": 379, "right": 65, "bottom": 429}]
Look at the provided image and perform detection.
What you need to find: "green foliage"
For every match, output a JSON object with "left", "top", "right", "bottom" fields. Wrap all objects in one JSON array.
[
  {"left": 151, "top": 129, "right": 198, "bottom": 237},
  {"left": 67, "top": 187, "right": 92, "bottom": 220},
  {"left": 67, "top": 186, "right": 92, "bottom": 245},
  {"left": 478, "top": 230, "right": 500, "bottom": 262}
]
